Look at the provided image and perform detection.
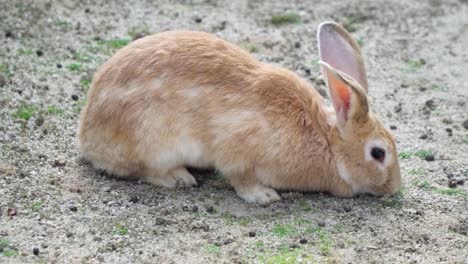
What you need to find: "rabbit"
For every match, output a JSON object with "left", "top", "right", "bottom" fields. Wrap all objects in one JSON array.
[{"left": 79, "top": 21, "right": 401, "bottom": 205}]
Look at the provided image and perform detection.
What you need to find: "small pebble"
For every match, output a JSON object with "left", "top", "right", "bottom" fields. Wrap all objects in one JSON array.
[
  {"left": 317, "top": 88, "right": 327, "bottom": 98},
  {"left": 194, "top": 17, "right": 202, "bottom": 23},
  {"left": 53, "top": 159, "right": 66, "bottom": 167},
  {"left": 442, "top": 118, "right": 452, "bottom": 124},
  {"left": 36, "top": 50, "right": 43, "bottom": 57},
  {"left": 71, "top": 94, "right": 79, "bottom": 101},
  {"left": 35, "top": 116, "right": 45, "bottom": 127},
  {"left": 424, "top": 154, "right": 435, "bottom": 162},
  {"left": 33, "top": 247, "right": 39, "bottom": 256},
  {"left": 0, "top": 74, "right": 6, "bottom": 87},
  {"left": 299, "top": 238, "right": 308, "bottom": 244},
  {"left": 223, "top": 238, "right": 235, "bottom": 245},
  {"left": 201, "top": 224, "right": 209, "bottom": 232},
  {"left": 133, "top": 32, "right": 146, "bottom": 40},
  {"left": 7, "top": 208, "right": 17, "bottom": 216},
  {"left": 248, "top": 231, "right": 256, "bottom": 237},
  {"left": 425, "top": 99, "right": 436, "bottom": 109},
  {"left": 463, "top": 119, "right": 468, "bottom": 130},
  {"left": 448, "top": 180, "right": 458, "bottom": 188},
  {"left": 390, "top": 125, "right": 397, "bottom": 130},
  {"left": 69, "top": 205, "right": 78, "bottom": 212},
  {"left": 129, "top": 196, "right": 139, "bottom": 203}
]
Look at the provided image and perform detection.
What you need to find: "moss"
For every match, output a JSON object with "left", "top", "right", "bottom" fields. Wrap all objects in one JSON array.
[{"left": 270, "top": 13, "right": 301, "bottom": 25}]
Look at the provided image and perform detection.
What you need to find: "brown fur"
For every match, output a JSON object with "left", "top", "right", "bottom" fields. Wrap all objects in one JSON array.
[{"left": 79, "top": 28, "right": 401, "bottom": 204}]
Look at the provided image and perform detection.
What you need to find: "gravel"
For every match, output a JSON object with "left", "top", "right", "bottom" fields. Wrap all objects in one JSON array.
[{"left": 0, "top": 0, "right": 467, "bottom": 263}]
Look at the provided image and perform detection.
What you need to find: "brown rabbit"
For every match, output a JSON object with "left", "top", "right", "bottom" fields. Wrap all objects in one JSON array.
[{"left": 79, "top": 21, "right": 401, "bottom": 204}]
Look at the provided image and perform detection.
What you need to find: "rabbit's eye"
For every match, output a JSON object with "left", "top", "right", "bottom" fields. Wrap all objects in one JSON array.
[{"left": 371, "top": 147, "right": 385, "bottom": 162}]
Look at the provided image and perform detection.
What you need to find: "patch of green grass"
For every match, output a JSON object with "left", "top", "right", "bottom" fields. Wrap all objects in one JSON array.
[
  {"left": 32, "top": 200, "right": 43, "bottom": 211},
  {"left": 2, "top": 250, "right": 19, "bottom": 257},
  {"left": 240, "top": 42, "right": 258, "bottom": 53},
  {"left": 0, "top": 63, "right": 12, "bottom": 76},
  {"left": 221, "top": 213, "right": 252, "bottom": 226},
  {"left": 317, "top": 231, "right": 332, "bottom": 253},
  {"left": 381, "top": 188, "right": 405, "bottom": 208},
  {"left": 271, "top": 224, "right": 300, "bottom": 237},
  {"left": 56, "top": 20, "right": 71, "bottom": 29},
  {"left": 80, "top": 79, "right": 91, "bottom": 89},
  {"left": 401, "top": 59, "right": 425, "bottom": 73},
  {"left": 0, "top": 239, "right": 10, "bottom": 248},
  {"left": 259, "top": 247, "right": 313, "bottom": 264},
  {"left": 270, "top": 13, "right": 301, "bottom": 25},
  {"left": 408, "top": 168, "right": 425, "bottom": 176},
  {"left": 433, "top": 188, "right": 468, "bottom": 198},
  {"left": 112, "top": 223, "right": 128, "bottom": 235},
  {"left": 399, "top": 151, "right": 413, "bottom": 159},
  {"left": 47, "top": 106, "right": 65, "bottom": 116},
  {"left": 255, "top": 241, "right": 264, "bottom": 248},
  {"left": 204, "top": 244, "right": 221, "bottom": 254},
  {"left": 399, "top": 149, "right": 432, "bottom": 159},
  {"left": 106, "top": 38, "right": 131, "bottom": 49},
  {"left": 67, "top": 63, "right": 82, "bottom": 72},
  {"left": 342, "top": 16, "right": 362, "bottom": 33},
  {"left": 294, "top": 218, "right": 312, "bottom": 226},
  {"left": 128, "top": 27, "right": 151, "bottom": 39},
  {"left": 331, "top": 224, "right": 345, "bottom": 233},
  {"left": 12, "top": 105, "right": 36, "bottom": 120},
  {"left": 73, "top": 52, "right": 93, "bottom": 62},
  {"left": 414, "top": 149, "right": 432, "bottom": 158},
  {"left": 72, "top": 99, "right": 87, "bottom": 114},
  {"left": 298, "top": 200, "right": 314, "bottom": 212},
  {"left": 207, "top": 170, "right": 224, "bottom": 181},
  {"left": 413, "top": 179, "right": 431, "bottom": 189},
  {"left": 19, "top": 48, "right": 34, "bottom": 55},
  {"left": 356, "top": 37, "right": 364, "bottom": 47}
]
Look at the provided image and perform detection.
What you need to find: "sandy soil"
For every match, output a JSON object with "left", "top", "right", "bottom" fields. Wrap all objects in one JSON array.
[{"left": 0, "top": 0, "right": 467, "bottom": 263}]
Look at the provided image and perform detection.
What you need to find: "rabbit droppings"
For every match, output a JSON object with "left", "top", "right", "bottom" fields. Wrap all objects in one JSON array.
[{"left": 79, "top": 22, "right": 401, "bottom": 205}]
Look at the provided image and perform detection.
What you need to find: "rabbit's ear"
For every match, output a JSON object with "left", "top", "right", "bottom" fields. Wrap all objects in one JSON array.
[
  {"left": 317, "top": 21, "right": 368, "bottom": 93},
  {"left": 319, "top": 61, "right": 369, "bottom": 130}
]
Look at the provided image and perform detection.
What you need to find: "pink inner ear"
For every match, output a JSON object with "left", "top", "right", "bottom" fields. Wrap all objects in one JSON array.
[{"left": 329, "top": 76, "right": 351, "bottom": 115}]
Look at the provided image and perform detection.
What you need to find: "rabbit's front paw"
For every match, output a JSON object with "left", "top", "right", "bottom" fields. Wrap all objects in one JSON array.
[
  {"left": 235, "top": 184, "right": 281, "bottom": 205},
  {"left": 145, "top": 167, "right": 197, "bottom": 188}
]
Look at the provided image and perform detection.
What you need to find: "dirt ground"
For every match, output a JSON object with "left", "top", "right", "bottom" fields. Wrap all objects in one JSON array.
[{"left": 0, "top": 0, "right": 467, "bottom": 263}]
